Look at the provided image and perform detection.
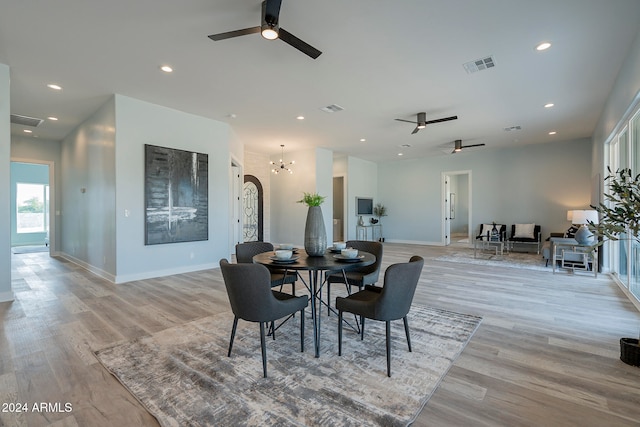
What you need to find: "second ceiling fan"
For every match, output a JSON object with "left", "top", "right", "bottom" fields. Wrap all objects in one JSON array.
[
  {"left": 451, "top": 139, "right": 485, "bottom": 153},
  {"left": 395, "top": 112, "right": 458, "bottom": 135},
  {"left": 207, "top": 0, "right": 322, "bottom": 59}
]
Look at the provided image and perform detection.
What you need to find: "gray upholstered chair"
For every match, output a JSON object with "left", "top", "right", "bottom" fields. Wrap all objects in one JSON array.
[
  {"left": 220, "top": 259, "right": 308, "bottom": 378},
  {"left": 326, "top": 240, "right": 383, "bottom": 314},
  {"left": 336, "top": 255, "right": 424, "bottom": 377},
  {"left": 236, "top": 241, "right": 297, "bottom": 294}
]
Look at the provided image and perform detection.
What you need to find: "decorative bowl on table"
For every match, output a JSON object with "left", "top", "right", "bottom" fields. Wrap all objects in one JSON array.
[{"left": 341, "top": 248, "right": 358, "bottom": 258}]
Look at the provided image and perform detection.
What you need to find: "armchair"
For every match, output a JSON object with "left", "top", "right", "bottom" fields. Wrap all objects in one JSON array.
[{"left": 507, "top": 224, "right": 542, "bottom": 254}]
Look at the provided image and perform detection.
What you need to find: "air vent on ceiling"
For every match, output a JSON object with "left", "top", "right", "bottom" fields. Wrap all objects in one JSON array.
[
  {"left": 463, "top": 55, "right": 496, "bottom": 74},
  {"left": 320, "top": 104, "right": 344, "bottom": 113},
  {"left": 503, "top": 125, "right": 522, "bottom": 131},
  {"left": 11, "top": 114, "right": 44, "bottom": 127}
]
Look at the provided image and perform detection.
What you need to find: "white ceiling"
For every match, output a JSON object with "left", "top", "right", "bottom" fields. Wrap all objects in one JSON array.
[{"left": 2, "top": 0, "right": 640, "bottom": 162}]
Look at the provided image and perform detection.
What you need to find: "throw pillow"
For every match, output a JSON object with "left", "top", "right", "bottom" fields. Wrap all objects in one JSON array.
[{"left": 514, "top": 223, "right": 535, "bottom": 239}]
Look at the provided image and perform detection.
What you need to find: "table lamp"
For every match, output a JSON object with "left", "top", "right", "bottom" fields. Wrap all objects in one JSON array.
[{"left": 571, "top": 210, "right": 599, "bottom": 245}]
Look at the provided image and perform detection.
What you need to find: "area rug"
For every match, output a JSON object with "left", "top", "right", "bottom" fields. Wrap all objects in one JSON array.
[
  {"left": 434, "top": 248, "right": 549, "bottom": 272},
  {"left": 94, "top": 305, "right": 481, "bottom": 427}
]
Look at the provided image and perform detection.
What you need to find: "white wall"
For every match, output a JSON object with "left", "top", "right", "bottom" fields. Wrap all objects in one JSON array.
[
  {"left": 345, "top": 156, "right": 377, "bottom": 240},
  {"left": 378, "top": 139, "right": 592, "bottom": 244},
  {"left": 270, "top": 147, "right": 333, "bottom": 247},
  {"left": 592, "top": 28, "right": 640, "bottom": 171},
  {"left": 114, "top": 95, "right": 231, "bottom": 283},
  {"left": 60, "top": 98, "right": 117, "bottom": 279},
  {"left": 0, "top": 63, "right": 12, "bottom": 302}
]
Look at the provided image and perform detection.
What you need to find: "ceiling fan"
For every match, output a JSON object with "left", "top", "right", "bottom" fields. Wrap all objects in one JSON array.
[
  {"left": 207, "top": 0, "right": 322, "bottom": 59},
  {"left": 395, "top": 112, "right": 458, "bottom": 135},
  {"left": 451, "top": 139, "right": 485, "bottom": 153}
]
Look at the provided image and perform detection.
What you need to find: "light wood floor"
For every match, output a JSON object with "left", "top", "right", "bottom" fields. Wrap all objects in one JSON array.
[{"left": 3, "top": 244, "right": 640, "bottom": 426}]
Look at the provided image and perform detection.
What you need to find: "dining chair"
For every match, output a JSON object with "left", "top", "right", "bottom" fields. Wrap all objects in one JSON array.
[
  {"left": 326, "top": 240, "right": 383, "bottom": 314},
  {"left": 220, "top": 259, "right": 308, "bottom": 378},
  {"left": 236, "top": 241, "right": 297, "bottom": 294},
  {"left": 336, "top": 255, "right": 424, "bottom": 377}
]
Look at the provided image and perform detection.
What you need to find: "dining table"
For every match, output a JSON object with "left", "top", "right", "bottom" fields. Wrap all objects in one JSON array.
[{"left": 253, "top": 248, "right": 376, "bottom": 357}]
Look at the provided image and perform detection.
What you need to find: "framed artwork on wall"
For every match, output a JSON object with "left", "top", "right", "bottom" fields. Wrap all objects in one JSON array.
[{"left": 144, "top": 144, "right": 208, "bottom": 245}]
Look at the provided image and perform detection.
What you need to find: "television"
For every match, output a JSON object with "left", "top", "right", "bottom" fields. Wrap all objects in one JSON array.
[{"left": 356, "top": 197, "right": 374, "bottom": 215}]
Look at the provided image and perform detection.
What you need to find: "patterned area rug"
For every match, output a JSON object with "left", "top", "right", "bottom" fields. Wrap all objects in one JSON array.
[
  {"left": 95, "top": 306, "right": 481, "bottom": 427},
  {"left": 434, "top": 247, "right": 549, "bottom": 271}
]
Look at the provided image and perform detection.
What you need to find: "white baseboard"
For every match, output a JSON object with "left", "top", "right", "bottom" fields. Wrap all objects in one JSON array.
[
  {"left": 114, "top": 262, "right": 219, "bottom": 284},
  {"left": 58, "top": 253, "right": 116, "bottom": 283},
  {"left": 58, "top": 252, "right": 219, "bottom": 284},
  {"left": 0, "top": 291, "right": 15, "bottom": 302},
  {"left": 384, "top": 239, "right": 444, "bottom": 246}
]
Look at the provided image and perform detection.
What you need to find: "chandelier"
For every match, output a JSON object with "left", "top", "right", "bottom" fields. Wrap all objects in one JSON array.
[{"left": 270, "top": 144, "right": 294, "bottom": 174}]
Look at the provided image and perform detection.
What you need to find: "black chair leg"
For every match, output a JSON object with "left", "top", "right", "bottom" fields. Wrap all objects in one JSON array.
[
  {"left": 338, "top": 310, "right": 343, "bottom": 356},
  {"left": 271, "top": 321, "right": 276, "bottom": 340},
  {"left": 300, "top": 308, "right": 305, "bottom": 352},
  {"left": 403, "top": 316, "right": 412, "bottom": 352},
  {"left": 260, "top": 322, "right": 267, "bottom": 378},
  {"left": 327, "top": 283, "right": 331, "bottom": 316},
  {"left": 228, "top": 316, "right": 238, "bottom": 357},
  {"left": 360, "top": 316, "right": 365, "bottom": 340},
  {"left": 386, "top": 320, "right": 391, "bottom": 377}
]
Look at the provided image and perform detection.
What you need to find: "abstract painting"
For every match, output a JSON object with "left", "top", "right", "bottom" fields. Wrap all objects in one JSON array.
[{"left": 145, "top": 144, "right": 208, "bottom": 245}]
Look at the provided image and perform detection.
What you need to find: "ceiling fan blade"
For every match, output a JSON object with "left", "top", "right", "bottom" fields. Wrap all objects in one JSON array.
[
  {"left": 424, "top": 115, "right": 458, "bottom": 125},
  {"left": 394, "top": 118, "right": 417, "bottom": 124},
  {"left": 462, "top": 143, "right": 486, "bottom": 148},
  {"left": 208, "top": 26, "right": 261, "bottom": 41},
  {"left": 411, "top": 126, "right": 420, "bottom": 135},
  {"left": 278, "top": 28, "right": 322, "bottom": 59}
]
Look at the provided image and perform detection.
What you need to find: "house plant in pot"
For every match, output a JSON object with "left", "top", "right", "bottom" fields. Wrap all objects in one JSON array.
[
  {"left": 373, "top": 203, "right": 388, "bottom": 242},
  {"left": 298, "top": 192, "right": 327, "bottom": 256},
  {"left": 590, "top": 167, "right": 640, "bottom": 366}
]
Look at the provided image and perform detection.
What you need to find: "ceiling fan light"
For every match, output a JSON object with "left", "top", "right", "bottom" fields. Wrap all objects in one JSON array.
[
  {"left": 261, "top": 25, "right": 279, "bottom": 40},
  {"left": 417, "top": 123, "right": 426, "bottom": 129}
]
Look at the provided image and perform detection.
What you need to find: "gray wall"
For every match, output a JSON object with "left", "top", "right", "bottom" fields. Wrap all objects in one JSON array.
[
  {"left": 0, "top": 63, "right": 11, "bottom": 301},
  {"left": 58, "top": 94, "right": 232, "bottom": 283},
  {"left": 61, "top": 97, "right": 117, "bottom": 279},
  {"left": 378, "top": 138, "right": 592, "bottom": 244}
]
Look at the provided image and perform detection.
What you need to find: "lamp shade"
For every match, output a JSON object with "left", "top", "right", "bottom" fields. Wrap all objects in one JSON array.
[
  {"left": 567, "top": 210, "right": 574, "bottom": 222},
  {"left": 571, "top": 209, "right": 599, "bottom": 225}
]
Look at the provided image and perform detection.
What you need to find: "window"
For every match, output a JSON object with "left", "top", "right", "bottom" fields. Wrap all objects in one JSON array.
[{"left": 16, "top": 183, "right": 49, "bottom": 234}]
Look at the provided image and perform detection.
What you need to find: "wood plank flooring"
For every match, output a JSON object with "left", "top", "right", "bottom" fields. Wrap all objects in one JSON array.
[{"left": 2, "top": 244, "right": 640, "bottom": 426}]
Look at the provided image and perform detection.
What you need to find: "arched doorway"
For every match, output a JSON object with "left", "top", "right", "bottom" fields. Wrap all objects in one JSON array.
[{"left": 243, "top": 175, "right": 263, "bottom": 242}]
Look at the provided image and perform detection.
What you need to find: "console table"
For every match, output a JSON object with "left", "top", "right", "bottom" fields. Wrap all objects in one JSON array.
[
  {"left": 551, "top": 237, "right": 598, "bottom": 277},
  {"left": 356, "top": 224, "right": 382, "bottom": 242}
]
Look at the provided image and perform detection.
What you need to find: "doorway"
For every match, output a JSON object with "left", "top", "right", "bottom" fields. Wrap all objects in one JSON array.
[
  {"left": 442, "top": 170, "right": 472, "bottom": 247},
  {"left": 333, "top": 176, "right": 345, "bottom": 241},
  {"left": 10, "top": 161, "right": 53, "bottom": 253}
]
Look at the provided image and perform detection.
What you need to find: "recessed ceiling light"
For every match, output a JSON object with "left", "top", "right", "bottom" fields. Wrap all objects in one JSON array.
[
  {"left": 296, "top": 116, "right": 304, "bottom": 120},
  {"left": 160, "top": 65, "right": 173, "bottom": 73},
  {"left": 23, "top": 129, "right": 32, "bottom": 133},
  {"left": 47, "top": 83, "right": 62, "bottom": 90},
  {"left": 544, "top": 103, "right": 554, "bottom": 108},
  {"left": 549, "top": 131, "right": 557, "bottom": 135},
  {"left": 398, "top": 152, "right": 403, "bottom": 156},
  {"left": 360, "top": 138, "right": 366, "bottom": 142},
  {"left": 536, "top": 42, "right": 552, "bottom": 51},
  {"left": 47, "top": 116, "right": 58, "bottom": 121}
]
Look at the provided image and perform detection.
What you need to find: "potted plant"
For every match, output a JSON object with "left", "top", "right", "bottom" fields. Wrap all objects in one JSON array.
[
  {"left": 297, "top": 192, "right": 327, "bottom": 256},
  {"left": 590, "top": 167, "right": 640, "bottom": 366},
  {"left": 373, "top": 203, "right": 387, "bottom": 242}
]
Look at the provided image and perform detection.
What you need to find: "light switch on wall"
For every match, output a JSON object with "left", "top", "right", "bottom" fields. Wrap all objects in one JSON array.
[{"left": 124, "top": 209, "right": 130, "bottom": 217}]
